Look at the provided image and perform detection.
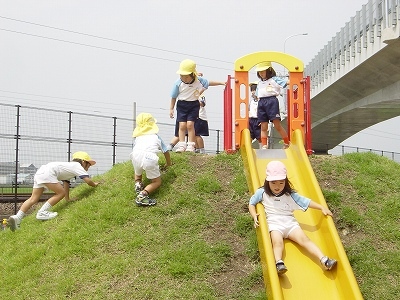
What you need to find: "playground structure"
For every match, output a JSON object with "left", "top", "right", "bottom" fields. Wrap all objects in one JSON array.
[
  {"left": 225, "top": 51, "right": 364, "bottom": 299},
  {"left": 224, "top": 51, "right": 312, "bottom": 154}
]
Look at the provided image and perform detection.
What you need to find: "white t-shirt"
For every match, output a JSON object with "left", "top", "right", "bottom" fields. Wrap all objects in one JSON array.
[{"left": 34, "top": 161, "right": 89, "bottom": 184}]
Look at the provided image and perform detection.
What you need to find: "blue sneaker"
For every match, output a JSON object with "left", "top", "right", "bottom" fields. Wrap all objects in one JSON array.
[{"left": 135, "top": 194, "right": 157, "bottom": 206}]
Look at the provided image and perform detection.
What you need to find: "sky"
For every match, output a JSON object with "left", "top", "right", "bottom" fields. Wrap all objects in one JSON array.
[{"left": 2, "top": 0, "right": 399, "bottom": 154}]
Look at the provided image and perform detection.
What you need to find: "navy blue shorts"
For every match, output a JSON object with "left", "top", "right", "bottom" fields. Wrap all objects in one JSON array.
[
  {"left": 257, "top": 96, "right": 281, "bottom": 122},
  {"left": 194, "top": 118, "right": 209, "bottom": 136},
  {"left": 176, "top": 100, "right": 200, "bottom": 122},
  {"left": 249, "top": 118, "right": 261, "bottom": 140}
]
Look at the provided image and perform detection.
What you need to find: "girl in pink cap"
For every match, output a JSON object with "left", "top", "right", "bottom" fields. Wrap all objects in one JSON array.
[{"left": 248, "top": 160, "right": 337, "bottom": 275}]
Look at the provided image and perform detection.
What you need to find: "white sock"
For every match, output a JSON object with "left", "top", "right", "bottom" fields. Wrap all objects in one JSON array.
[
  {"left": 38, "top": 201, "right": 52, "bottom": 212},
  {"left": 16, "top": 210, "right": 26, "bottom": 220}
]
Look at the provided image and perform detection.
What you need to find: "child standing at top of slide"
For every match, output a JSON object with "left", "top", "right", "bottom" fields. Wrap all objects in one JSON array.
[
  {"left": 248, "top": 160, "right": 337, "bottom": 275},
  {"left": 169, "top": 60, "right": 225, "bottom": 152},
  {"left": 256, "top": 62, "right": 289, "bottom": 149}
]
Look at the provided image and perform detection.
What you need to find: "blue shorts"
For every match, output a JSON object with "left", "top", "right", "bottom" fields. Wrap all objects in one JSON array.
[
  {"left": 194, "top": 118, "right": 209, "bottom": 136},
  {"left": 257, "top": 96, "right": 281, "bottom": 123},
  {"left": 176, "top": 100, "right": 200, "bottom": 122},
  {"left": 249, "top": 118, "right": 260, "bottom": 140}
]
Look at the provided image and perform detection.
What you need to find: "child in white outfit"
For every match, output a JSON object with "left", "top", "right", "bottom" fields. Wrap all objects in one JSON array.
[
  {"left": 8, "top": 151, "right": 99, "bottom": 231},
  {"left": 130, "top": 113, "right": 171, "bottom": 206}
]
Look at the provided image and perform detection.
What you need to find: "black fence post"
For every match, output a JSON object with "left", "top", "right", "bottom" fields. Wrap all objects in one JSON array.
[
  {"left": 13, "top": 105, "right": 21, "bottom": 214},
  {"left": 67, "top": 111, "right": 72, "bottom": 161},
  {"left": 112, "top": 117, "right": 117, "bottom": 166}
]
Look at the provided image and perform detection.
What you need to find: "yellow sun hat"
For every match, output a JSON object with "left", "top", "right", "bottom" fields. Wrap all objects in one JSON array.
[
  {"left": 255, "top": 61, "right": 272, "bottom": 72},
  {"left": 176, "top": 59, "right": 197, "bottom": 75},
  {"left": 72, "top": 151, "right": 96, "bottom": 166},
  {"left": 132, "top": 113, "right": 159, "bottom": 137}
]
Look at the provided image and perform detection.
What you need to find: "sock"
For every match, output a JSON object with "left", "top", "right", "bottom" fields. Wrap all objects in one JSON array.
[
  {"left": 320, "top": 256, "right": 328, "bottom": 264},
  {"left": 38, "top": 201, "right": 52, "bottom": 213},
  {"left": 261, "top": 137, "right": 268, "bottom": 146},
  {"left": 16, "top": 210, "right": 26, "bottom": 220}
]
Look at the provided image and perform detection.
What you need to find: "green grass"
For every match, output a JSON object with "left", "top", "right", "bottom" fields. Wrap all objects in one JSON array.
[{"left": 0, "top": 152, "right": 399, "bottom": 299}]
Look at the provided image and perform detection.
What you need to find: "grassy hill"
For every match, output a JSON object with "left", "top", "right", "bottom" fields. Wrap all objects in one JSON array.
[{"left": 0, "top": 152, "right": 399, "bottom": 299}]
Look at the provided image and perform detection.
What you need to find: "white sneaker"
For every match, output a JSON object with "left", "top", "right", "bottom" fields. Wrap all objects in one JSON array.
[
  {"left": 175, "top": 142, "right": 186, "bottom": 153},
  {"left": 8, "top": 215, "right": 21, "bottom": 231},
  {"left": 36, "top": 211, "right": 58, "bottom": 220},
  {"left": 186, "top": 142, "right": 195, "bottom": 152}
]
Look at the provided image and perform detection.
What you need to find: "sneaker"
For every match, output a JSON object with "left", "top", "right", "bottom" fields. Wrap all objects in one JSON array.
[
  {"left": 283, "top": 143, "right": 290, "bottom": 149},
  {"left": 261, "top": 145, "right": 268, "bottom": 150},
  {"left": 166, "top": 144, "right": 174, "bottom": 151},
  {"left": 36, "top": 211, "right": 58, "bottom": 220},
  {"left": 185, "top": 142, "right": 195, "bottom": 152},
  {"left": 321, "top": 256, "right": 337, "bottom": 270},
  {"left": 134, "top": 181, "right": 144, "bottom": 194},
  {"left": 276, "top": 262, "right": 288, "bottom": 275},
  {"left": 175, "top": 142, "right": 186, "bottom": 153},
  {"left": 8, "top": 215, "right": 21, "bottom": 232},
  {"left": 135, "top": 194, "right": 157, "bottom": 206}
]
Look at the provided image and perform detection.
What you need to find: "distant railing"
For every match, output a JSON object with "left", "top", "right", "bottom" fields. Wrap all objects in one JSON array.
[
  {"left": 305, "top": 0, "right": 399, "bottom": 91},
  {"left": 329, "top": 144, "right": 400, "bottom": 163}
]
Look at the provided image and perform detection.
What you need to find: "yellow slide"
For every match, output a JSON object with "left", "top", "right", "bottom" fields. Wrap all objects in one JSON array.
[{"left": 241, "top": 129, "right": 363, "bottom": 300}]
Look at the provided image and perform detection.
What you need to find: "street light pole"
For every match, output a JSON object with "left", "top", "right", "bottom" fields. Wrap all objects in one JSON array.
[{"left": 283, "top": 33, "right": 308, "bottom": 53}]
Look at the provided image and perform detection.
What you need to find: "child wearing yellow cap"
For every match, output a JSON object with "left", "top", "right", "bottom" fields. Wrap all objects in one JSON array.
[
  {"left": 8, "top": 151, "right": 99, "bottom": 231},
  {"left": 169, "top": 61, "right": 225, "bottom": 152},
  {"left": 130, "top": 113, "right": 172, "bottom": 206}
]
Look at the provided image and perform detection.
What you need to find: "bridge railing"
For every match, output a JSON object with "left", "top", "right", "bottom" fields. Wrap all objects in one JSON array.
[{"left": 305, "top": 0, "right": 399, "bottom": 92}]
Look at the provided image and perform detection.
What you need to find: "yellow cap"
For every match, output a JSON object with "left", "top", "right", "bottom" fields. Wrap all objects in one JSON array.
[
  {"left": 176, "top": 59, "right": 197, "bottom": 75},
  {"left": 72, "top": 151, "right": 96, "bottom": 166},
  {"left": 255, "top": 61, "right": 272, "bottom": 72},
  {"left": 133, "top": 113, "right": 159, "bottom": 137}
]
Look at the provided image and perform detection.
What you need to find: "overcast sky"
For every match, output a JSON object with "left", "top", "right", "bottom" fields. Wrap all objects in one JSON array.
[{"left": 2, "top": 0, "right": 399, "bottom": 153}]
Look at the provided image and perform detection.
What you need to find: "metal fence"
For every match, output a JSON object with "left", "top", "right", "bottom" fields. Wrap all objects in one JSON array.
[{"left": 0, "top": 103, "right": 224, "bottom": 181}]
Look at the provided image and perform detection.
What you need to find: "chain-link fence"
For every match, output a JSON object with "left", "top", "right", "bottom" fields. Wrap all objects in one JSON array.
[{"left": 0, "top": 102, "right": 224, "bottom": 185}]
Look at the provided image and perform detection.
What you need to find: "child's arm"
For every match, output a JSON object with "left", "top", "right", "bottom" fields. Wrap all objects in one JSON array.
[
  {"left": 308, "top": 200, "right": 333, "bottom": 216},
  {"left": 163, "top": 151, "right": 172, "bottom": 167},
  {"left": 248, "top": 204, "right": 260, "bottom": 228},
  {"left": 82, "top": 177, "right": 99, "bottom": 187},
  {"left": 209, "top": 81, "right": 226, "bottom": 86},
  {"left": 170, "top": 98, "right": 176, "bottom": 118}
]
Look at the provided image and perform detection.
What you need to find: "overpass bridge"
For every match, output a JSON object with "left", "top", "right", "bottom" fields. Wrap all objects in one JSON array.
[{"left": 305, "top": 0, "right": 400, "bottom": 153}]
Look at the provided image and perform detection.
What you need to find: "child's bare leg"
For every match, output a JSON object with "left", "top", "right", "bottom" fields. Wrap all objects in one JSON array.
[
  {"left": 186, "top": 121, "right": 195, "bottom": 143},
  {"left": 178, "top": 122, "right": 188, "bottom": 142},
  {"left": 288, "top": 227, "right": 324, "bottom": 260},
  {"left": 270, "top": 230, "right": 285, "bottom": 262},
  {"left": 260, "top": 122, "right": 269, "bottom": 147},
  {"left": 143, "top": 177, "right": 161, "bottom": 196},
  {"left": 19, "top": 188, "right": 45, "bottom": 213},
  {"left": 44, "top": 183, "right": 67, "bottom": 206}
]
